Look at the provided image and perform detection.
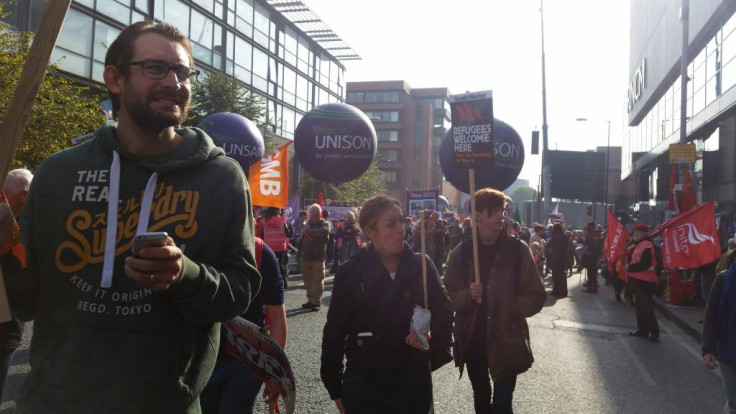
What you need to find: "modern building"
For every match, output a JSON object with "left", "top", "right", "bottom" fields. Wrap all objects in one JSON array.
[
  {"left": 2, "top": 0, "right": 357, "bottom": 195},
  {"left": 624, "top": 0, "right": 736, "bottom": 224},
  {"left": 346, "top": 81, "right": 451, "bottom": 201}
]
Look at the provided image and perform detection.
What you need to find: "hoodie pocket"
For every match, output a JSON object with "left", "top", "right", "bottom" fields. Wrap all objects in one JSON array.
[{"left": 30, "top": 325, "right": 196, "bottom": 413}]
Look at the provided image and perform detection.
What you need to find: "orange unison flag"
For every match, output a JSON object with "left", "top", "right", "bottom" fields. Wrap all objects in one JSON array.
[{"left": 249, "top": 143, "right": 291, "bottom": 209}]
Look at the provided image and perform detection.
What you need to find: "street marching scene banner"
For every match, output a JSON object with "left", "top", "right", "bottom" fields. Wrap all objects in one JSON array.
[
  {"left": 655, "top": 200, "right": 721, "bottom": 269},
  {"left": 249, "top": 143, "right": 291, "bottom": 209},
  {"left": 605, "top": 210, "right": 630, "bottom": 281}
]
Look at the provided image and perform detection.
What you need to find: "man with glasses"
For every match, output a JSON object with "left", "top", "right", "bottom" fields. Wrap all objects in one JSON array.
[{"left": 0, "top": 21, "right": 260, "bottom": 412}]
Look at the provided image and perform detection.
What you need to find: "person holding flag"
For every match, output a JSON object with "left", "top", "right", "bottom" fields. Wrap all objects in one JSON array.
[
  {"left": 444, "top": 188, "right": 546, "bottom": 414},
  {"left": 604, "top": 211, "right": 631, "bottom": 303},
  {"left": 627, "top": 223, "right": 660, "bottom": 342},
  {"left": 320, "top": 195, "right": 452, "bottom": 413}
]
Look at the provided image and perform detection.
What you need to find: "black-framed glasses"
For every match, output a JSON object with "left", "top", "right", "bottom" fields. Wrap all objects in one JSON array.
[{"left": 120, "top": 60, "right": 200, "bottom": 83}]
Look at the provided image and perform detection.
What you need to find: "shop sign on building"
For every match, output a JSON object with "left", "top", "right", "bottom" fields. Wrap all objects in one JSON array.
[
  {"left": 627, "top": 59, "right": 646, "bottom": 112},
  {"left": 669, "top": 143, "right": 696, "bottom": 164}
]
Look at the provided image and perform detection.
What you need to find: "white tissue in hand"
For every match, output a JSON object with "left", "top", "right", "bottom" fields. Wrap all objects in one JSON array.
[{"left": 411, "top": 305, "right": 432, "bottom": 350}]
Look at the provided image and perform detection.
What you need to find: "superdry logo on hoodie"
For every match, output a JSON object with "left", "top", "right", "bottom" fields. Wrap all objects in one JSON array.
[{"left": 56, "top": 171, "right": 199, "bottom": 274}]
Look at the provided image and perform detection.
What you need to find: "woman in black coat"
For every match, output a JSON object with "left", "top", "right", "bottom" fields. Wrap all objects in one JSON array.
[{"left": 320, "top": 196, "right": 453, "bottom": 413}]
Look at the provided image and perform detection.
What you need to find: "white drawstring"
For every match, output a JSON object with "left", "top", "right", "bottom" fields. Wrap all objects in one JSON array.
[{"left": 101, "top": 151, "right": 158, "bottom": 288}]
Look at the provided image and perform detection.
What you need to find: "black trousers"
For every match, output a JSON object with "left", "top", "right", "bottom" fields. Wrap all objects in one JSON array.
[
  {"left": 586, "top": 263, "right": 598, "bottom": 286},
  {"left": 342, "top": 371, "right": 432, "bottom": 414},
  {"left": 629, "top": 277, "right": 659, "bottom": 335},
  {"left": 551, "top": 262, "right": 567, "bottom": 295},
  {"left": 466, "top": 356, "right": 517, "bottom": 414}
]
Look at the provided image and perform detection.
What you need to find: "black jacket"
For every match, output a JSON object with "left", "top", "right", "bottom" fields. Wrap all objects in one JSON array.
[{"left": 320, "top": 243, "right": 452, "bottom": 399}]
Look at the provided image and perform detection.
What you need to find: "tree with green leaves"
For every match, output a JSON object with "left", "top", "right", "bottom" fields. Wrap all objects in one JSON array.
[
  {"left": 0, "top": 19, "right": 106, "bottom": 171},
  {"left": 300, "top": 161, "right": 387, "bottom": 205},
  {"left": 188, "top": 71, "right": 277, "bottom": 154}
]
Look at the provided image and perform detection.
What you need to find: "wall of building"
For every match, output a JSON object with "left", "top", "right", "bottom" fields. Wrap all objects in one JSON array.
[{"left": 346, "top": 81, "right": 450, "bottom": 202}]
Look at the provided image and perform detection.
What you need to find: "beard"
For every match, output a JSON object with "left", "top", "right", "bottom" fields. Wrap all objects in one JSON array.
[{"left": 122, "top": 84, "right": 190, "bottom": 132}]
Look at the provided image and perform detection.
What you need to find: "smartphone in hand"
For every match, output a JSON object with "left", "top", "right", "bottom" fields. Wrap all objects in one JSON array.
[{"left": 132, "top": 232, "right": 168, "bottom": 257}]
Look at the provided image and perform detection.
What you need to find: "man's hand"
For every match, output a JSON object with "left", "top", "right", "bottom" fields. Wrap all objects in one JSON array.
[
  {"left": 0, "top": 202, "right": 15, "bottom": 247},
  {"left": 470, "top": 282, "right": 483, "bottom": 301},
  {"left": 124, "top": 237, "right": 183, "bottom": 291},
  {"left": 405, "top": 328, "right": 424, "bottom": 351},
  {"left": 262, "top": 382, "right": 281, "bottom": 406},
  {"left": 405, "top": 327, "right": 431, "bottom": 351},
  {"left": 703, "top": 353, "right": 718, "bottom": 369}
]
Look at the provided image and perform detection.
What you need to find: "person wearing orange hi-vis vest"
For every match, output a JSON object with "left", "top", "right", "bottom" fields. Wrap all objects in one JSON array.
[
  {"left": 260, "top": 207, "right": 292, "bottom": 287},
  {"left": 627, "top": 223, "right": 660, "bottom": 342}
]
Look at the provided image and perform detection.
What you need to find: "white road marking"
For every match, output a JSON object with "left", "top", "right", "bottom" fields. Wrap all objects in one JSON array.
[{"left": 616, "top": 336, "right": 658, "bottom": 386}]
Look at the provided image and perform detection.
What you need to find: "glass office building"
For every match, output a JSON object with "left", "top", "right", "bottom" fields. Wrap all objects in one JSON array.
[
  {"left": 1, "top": 0, "right": 358, "bottom": 140},
  {"left": 624, "top": 0, "right": 736, "bottom": 221}
]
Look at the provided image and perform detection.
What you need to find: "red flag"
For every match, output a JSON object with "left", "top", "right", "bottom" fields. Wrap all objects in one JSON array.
[
  {"left": 316, "top": 192, "right": 323, "bottom": 208},
  {"left": 605, "top": 210, "right": 631, "bottom": 272},
  {"left": 666, "top": 166, "right": 678, "bottom": 212},
  {"left": 656, "top": 200, "right": 721, "bottom": 269},
  {"left": 679, "top": 165, "right": 697, "bottom": 213}
]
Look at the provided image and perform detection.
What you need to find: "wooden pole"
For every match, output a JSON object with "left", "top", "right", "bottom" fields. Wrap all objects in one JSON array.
[
  {"left": 469, "top": 170, "right": 481, "bottom": 303},
  {"left": 0, "top": 0, "right": 73, "bottom": 323},
  {"left": 419, "top": 211, "right": 434, "bottom": 414},
  {"left": 420, "top": 214, "right": 428, "bottom": 308}
]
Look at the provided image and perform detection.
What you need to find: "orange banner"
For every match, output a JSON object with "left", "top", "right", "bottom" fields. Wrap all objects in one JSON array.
[{"left": 249, "top": 143, "right": 291, "bottom": 209}]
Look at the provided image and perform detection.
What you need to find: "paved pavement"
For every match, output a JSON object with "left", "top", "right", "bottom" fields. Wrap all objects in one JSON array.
[{"left": 653, "top": 295, "right": 705, "bottom": 344}]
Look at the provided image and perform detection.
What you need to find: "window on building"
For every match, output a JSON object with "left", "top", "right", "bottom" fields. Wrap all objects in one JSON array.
[
  {"left": 377, "top": 130, "right": 400, "bottom": 142},
  {"left": 346, "top": 92, "right": 364, "bottom": 103},
  {"left": 52, "top": 8, "right": 93, "bottom": 78},
  {"left": 365, "top": 111, "right": 400, "bottom": 122},
  {"left": 165, "top": 0, "right": 189, "bottom": 36},
  {"left": 233, "top": 36, "right": 252, "bottom": 82},
  {"left": 253, "top": 2, "right": 269, "bottom": 48},
  {"left": 383, "top": 170, "right": 401, "bottom": 189},
  {"left": 191, "top": 0, "right": 214, "bottom": 13},
  {"left": 377, "top": 149, "right": 401, "bottom": 162},
  {"left": 190, "top": 8, "right": 214, "bottom": 65},
  {"left": 282, "top": 66, "right": 296, "bottom": 106},
  {"left": 296, "top": 74, "right": 310, "bottom": 111},
  {"left": 92, "top": 20, "right": 121, "bottom": 82},
  {"left": 97, "top": 0, "right": 131, "bottom": 25},
  {"left": 235, "top": 0, "right": 253, "bottom": 37},
  {"left": 252, "top": 47, "right": 268, "bottom": 92}
]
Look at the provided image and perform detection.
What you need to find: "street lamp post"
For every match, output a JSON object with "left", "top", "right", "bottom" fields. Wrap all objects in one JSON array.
[{"left": 540, "top": 0, "right": 551, "bottom": 223}]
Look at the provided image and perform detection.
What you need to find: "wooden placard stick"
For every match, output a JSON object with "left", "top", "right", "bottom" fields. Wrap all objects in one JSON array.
[
  {"left": 0, "top": 0, "right": 73, "bottom": 323},
  {"left": 469, "top": 170, "right": 481, "bottom": 303}
]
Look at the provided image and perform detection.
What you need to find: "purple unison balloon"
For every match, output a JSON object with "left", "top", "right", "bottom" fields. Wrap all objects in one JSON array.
[
  {"left": 440, "top": 119, "right": 525, "bottom": 194},
  {"left": 199, "top": 112, "right": 265, "bottom": 169},
  {"left": 294, "top": 103, "right": 377, "bottom": 183}
]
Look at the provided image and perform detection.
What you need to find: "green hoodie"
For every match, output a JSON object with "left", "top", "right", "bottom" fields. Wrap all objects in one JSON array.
[{"left": 3, "top": 124, "right": 261, "bottom": 413}]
